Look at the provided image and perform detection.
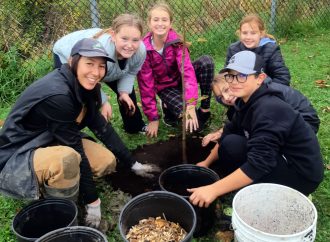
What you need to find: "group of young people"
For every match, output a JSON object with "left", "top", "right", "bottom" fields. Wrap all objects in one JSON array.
[{"left": 0, "top": 1, "right": 324, "bottom": 230}]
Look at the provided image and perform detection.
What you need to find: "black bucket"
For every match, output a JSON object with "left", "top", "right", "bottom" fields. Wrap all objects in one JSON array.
[
  {"left": 36, "top": 226, "right": 108, "bottom": 242},
  {"left": 119, "top": 191, "right": 196, "bottom": 242},
  {"left": 12, "top": 198, "right": 78, "bottom": 242},
  {"left": 159, "top": 164, "right": 220, "bottom": 237}
]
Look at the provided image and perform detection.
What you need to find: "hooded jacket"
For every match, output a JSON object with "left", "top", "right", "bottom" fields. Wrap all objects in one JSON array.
[
  {"left": 226, "top": 38, "right": 291, "bottom": 86},
  {"left": 0, "top": 65, "right": 134, "bottom": 203},
  {"left": 221, "top": 84, "right": 323, "bottom": 183},
  {"left": 137, "top": 29, "right": 198, "bottom": 121},
  {"left": 225, "top": 77, "right": 320, "bottom": 133}
]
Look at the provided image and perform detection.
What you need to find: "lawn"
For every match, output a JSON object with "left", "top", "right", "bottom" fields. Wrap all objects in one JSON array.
[{"left": 0, "top": 30, "right": 329, "bottom": 241}]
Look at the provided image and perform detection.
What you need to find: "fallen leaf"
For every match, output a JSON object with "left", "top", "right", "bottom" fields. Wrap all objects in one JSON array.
[
  {"left": 167, "top": 134, "right": 176, "bottom": 137},
  {"left": 0, "top": 120, "right": 4, "bottom": 126},
  {"left": 315, "top": 80, "right": 327, "bottom": 84},
  {"left": 315, "top": 80, "right": 329, "bottom": 88},
  {"left": 197, "top": 38, "right": 207, "bottom": 43},
  {"left": 322, "top": 107, "right": 330, "bottom": 113},
  {"left": 215, "top": 230, "right": 234, "bottom": 242},
  {"left": 326, "top": 164, "right": 330, "bottom": 170}
]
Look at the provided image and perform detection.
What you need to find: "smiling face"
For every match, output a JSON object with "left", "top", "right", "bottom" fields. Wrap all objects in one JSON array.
[
  {"left": 227, "top": 70, "right": 265, "bottom": 102},
  {"left": 111, "top": 25, "right": 142, "bottom": 59},
  {"left": 76, "top": 56, "right": 106, "bottom": 90},
  {"left": 148, "top": 8, "right": 172, "bottom": 38},
  {"left": 213, "top": 76, "right": 236, "bottom": 106},
  {"left": 239, "top": 21, "right": 263, "bottom": 49}
]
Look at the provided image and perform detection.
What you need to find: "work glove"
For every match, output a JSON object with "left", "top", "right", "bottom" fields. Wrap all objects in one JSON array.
[
  {"left": 85, "top": 198, "right": 101, "bottom": 228},
  {"left": 131, "top": 161, "right": 160, "bottom": 178}
]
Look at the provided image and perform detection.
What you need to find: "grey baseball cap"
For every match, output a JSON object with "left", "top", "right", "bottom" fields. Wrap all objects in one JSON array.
[
  {"left": 220, "top": 50, "right": 264, "bottom": 75},
  {"left": 70, "top": 38, "right": 114, "bottom": 63}
]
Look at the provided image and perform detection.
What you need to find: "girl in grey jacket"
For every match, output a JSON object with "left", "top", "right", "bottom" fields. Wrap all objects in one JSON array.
[{"left": 53, "top": 14, "right": 147, "bottom": 134}]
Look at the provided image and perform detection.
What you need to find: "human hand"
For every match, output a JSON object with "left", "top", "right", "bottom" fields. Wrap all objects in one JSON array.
[
  {"left": 201, "top": 128, "right": 223, "bottom": 147},
  {"left": 101, "top": 101, "right": 112, "bottom": 121},
  {"left": 186, "top": 105, "right": 198, "bottom": 133},
  {"left": 119, "top": 92, "right": 135, "bottom": 116},
  {"left": 85, "top": 198, "right": 101, "bottom": 228},
  {"left": 131, "top": 161, "right": 161, "bottom": 178},
  {"left": 187, "top": 184, "right": 219, "bottom": 208},
  {"left": 146, "top": 121, "right": 159, "bottom": 138},
  {"left": 196, "top": 160, "right": 210, "bottom": 168}
]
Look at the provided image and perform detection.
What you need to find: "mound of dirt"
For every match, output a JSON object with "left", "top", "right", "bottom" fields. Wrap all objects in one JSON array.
[{"left": 106, "top": 136, "right": 215, "bottom": 196}]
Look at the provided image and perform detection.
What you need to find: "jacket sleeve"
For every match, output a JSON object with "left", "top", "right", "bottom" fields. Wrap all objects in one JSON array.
[
  {"left": 35, "top": 95, "right": 98, "bottom": 204},
  {"left": 137, "top": 53, "right": 160, "bottom": 121},
  {"left": 175, "top": 45, "right": 198, "bottom": 105},
  {"left": 240, "top": 101, "right": 295, "bottom": 181},
  {"left": 265, "top": 44, "right": 291, "bottom": 86}
]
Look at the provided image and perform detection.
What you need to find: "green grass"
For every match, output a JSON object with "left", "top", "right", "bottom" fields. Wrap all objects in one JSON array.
[{"left": 0, "top": 30, "right": 329, "bottom": 241}]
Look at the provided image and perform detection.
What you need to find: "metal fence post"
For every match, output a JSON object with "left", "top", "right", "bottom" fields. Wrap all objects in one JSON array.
[
  {"left": 90, "top": 0, "right": 99, "bottom": 28},
  {"left": 269, "top": 0, "right": 277, "bottom": 34}
]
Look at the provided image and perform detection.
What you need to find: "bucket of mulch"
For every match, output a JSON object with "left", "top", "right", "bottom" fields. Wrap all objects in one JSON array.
[
  {"left": 12, "top": 198, "right": 78, "bottom": 242},
  {"left": 159, "top": 164, "right": 220, "bottom": 237},
  {"left": 35, "top": 226, "right": 108, "bottom": 242},
  {"left": 119, "top": 191, "right": 196, "bottom": 242}
]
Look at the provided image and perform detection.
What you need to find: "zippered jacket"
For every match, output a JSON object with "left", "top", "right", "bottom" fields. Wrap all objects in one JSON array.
[
  {"left": 226, "top": 39, "right": 291, "bottom": 86},
  {"left": 137, "top": 29, "right": 198, "bottom": 121},
  {"left": 0, "top": 65, "right": 134, "bottom": 203}
]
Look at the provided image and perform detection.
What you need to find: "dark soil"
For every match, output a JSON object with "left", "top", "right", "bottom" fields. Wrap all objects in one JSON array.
[{"left": 106, "top": 136, "right": 215, "bottom": 197}]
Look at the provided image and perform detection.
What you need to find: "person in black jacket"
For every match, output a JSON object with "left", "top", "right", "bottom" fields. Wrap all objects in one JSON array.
[
  {"left": 188, "top": 51, "right": 323, "bottom": 208},
  {"left": 0, "top": 38, "right": 158, "bottom": 228},
  {"left": 226, "top": 14, "right": 290, "bottom": 86},
  {"left": 200, "top": 72, "right": 320, "bottom": 153}
]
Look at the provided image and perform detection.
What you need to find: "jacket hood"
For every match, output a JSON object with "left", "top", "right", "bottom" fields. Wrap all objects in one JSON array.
[
  {"left": 234, "top": 83, "right": 284, "bottom": 112},
  {"left": 259, "top": 37, "right": 276, "bottom": 47},
  {"left": 143, "top": 29, "right": 181, "bottom": 51}
]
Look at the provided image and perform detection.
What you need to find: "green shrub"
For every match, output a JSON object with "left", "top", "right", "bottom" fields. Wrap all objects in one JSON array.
[{"left": 0, "top": 47, "right": 52, "bottom": 106}]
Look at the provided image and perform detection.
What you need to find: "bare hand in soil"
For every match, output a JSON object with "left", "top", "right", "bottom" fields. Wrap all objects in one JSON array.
[
  {"left": 126, "top": 216, "right": 187, "bottom": 242},
  {"left": 202, "top": 128, "right": 223, "bottom": 147},
  {"left": 131, "top": 161, "right": 161, "bottom": 178},
  {"left": 186, "top": 105, "right": 199, "bottom": 132}
]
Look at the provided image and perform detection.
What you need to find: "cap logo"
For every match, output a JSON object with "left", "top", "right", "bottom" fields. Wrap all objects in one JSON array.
[
  {"left": 92, "top": 42, "right": 103, "bottom": 50},
  {"left": 229, "top": 56, "right": 235, "bottom": 64}
]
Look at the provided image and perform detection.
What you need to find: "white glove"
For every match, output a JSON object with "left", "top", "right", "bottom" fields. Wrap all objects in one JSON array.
[
  {"left": 131, "top": 161, "right": 160, "bottom": 178},
  {"left": 85, "top": 198, "right": 101, "bottom": 228}
]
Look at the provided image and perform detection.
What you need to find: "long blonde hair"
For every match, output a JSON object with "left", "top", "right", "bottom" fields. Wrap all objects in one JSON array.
[
  {"left": 237, "top": 14, "right": 275, "bottom": 40},
  {"left": 93, "top": 13, "right": 143, "bottom": 39}
]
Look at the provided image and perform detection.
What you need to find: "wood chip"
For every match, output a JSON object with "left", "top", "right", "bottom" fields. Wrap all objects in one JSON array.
[{"left": 126, "top": 216, "right": 187, "bottom": 242}]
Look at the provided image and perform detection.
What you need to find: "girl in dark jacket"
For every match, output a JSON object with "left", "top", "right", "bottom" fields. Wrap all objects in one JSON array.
[
  {"left": 0, "top": 38, "right": 157, "bottom": 228},
  {"left": 226, "top": 14, "right": 291, "bottom": 86},
  {"left": 188, "top": 51, "right": 323, "bottom": 208}
]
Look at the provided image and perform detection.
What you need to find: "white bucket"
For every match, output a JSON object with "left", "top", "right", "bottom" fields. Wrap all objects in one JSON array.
[{"left": 232, "top": 183, "right": 317, "bottom": 242}]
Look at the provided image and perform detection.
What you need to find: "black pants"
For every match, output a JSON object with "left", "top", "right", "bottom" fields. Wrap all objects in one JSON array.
[
  {"left": 215, "top": 134, "right": 319, "bottom": 195},
  {"left": 53, "top": 53, "right": 145, "bottom": 133},
  {"left": 105, "top": 81, "right": 145, "bottom": 134}
]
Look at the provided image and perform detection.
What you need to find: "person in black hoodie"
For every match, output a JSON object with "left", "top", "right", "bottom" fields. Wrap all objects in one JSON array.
[
  {"left": 199, "top": 72, "right": 320, "bottom": 167},
  {"left": 0, "top": 38, "right": 158, "bottom": 228},
  {"left": 188, "top": 51, "right": 323, "bottom": 208}
]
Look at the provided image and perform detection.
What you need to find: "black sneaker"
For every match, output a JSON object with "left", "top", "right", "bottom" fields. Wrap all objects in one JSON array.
[
  {"left": 139, "top": 124, "right": 148, "bottom": 134},
  {"left": 197, "top": 108, "right": 210, "bottom": 131},
  {"left": 161, "top": 102, "right": 178, "bottom": 127}
]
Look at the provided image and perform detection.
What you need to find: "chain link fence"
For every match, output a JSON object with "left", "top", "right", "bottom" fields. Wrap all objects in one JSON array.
[{"left": 1, "top": 0, "right": 329, "bottom": 105}]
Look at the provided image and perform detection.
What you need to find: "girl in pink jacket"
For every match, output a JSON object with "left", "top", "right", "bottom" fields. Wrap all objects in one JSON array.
[{"left": 137, "top": 2, "right": 214, "bottom": 137}]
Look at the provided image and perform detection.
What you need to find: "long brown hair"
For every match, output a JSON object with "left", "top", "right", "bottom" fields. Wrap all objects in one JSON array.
[
  {"left": 237, "top": 14, "right": 275, "bottom": 40},
  {"left": 93, "top": 13, "right": 143, "bottom": 39}
]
